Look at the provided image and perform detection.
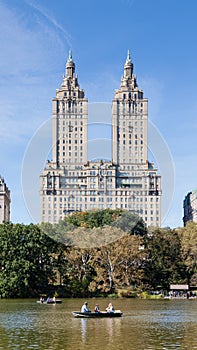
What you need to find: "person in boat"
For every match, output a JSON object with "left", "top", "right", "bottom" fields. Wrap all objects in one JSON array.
[
  {"left": 47, "top": 297, "right": 51, "bottom": 303},
  {"left": 81, "top": 301, "right": 90, "bottom": 313},
  {"left": 52, "top": 296, "right": 56, "bottom": 302},
  {"left": 94, "top": 304, "right": 100, "bottom": 313},
  {"left": 40, "top": 296, "right": 45, "bottom": 303},
  {"left": 106, "top": 303, "right": 115, "bottom": 313}
]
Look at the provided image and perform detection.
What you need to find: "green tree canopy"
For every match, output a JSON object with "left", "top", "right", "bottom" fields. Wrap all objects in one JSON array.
[
  {"left": 177, "top": 222, "right": 197, "bottom": 285},
  {"left": 144, "top": 227, "right": 186, "bottom": 290},
  {"left": 64, "top": 208, "right": 123, "bottom": 228},
  {"left": 0, "top": 223, "right": 59, "bottom": 298}
]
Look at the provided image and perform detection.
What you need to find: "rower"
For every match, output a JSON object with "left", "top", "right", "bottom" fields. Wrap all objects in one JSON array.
[
  {"left": 81, "top": 301, "right": 90, "bottom": 313},
  {"left": 106, "top": 303, "right": 115, "bottom": 313},
  {"left": 94, "top": 304, "right": 100, "bottom": 313}
]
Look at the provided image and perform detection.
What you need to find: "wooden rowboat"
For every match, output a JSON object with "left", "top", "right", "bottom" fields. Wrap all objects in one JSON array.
[{"left": 72, "top": 310, "right": 122, "bottom": 318}]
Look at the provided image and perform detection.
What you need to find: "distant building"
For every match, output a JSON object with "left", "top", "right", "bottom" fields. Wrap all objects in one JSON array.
[
  {"left": 183, "top": 189, "right": 197, "bottom": 226},
  {"left": 0, "top": 177, "right": 10, "bottom": 223},
  {"left": 40, "top": 51, "right": 161, "bottom": 226}
]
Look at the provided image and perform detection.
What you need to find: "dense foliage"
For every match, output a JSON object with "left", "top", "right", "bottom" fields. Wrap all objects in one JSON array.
[
  {"left": 0, "top": 223, "right": 61, "bottom": 297},
  {"left": 144, "top": 228, "right": 186, "bottom": 289},
  {"left": 0, "top": 211, "right": 197, "bottom": 298},
  {"left": 64, "top": 209, "right": 122, "bottom": 228}
]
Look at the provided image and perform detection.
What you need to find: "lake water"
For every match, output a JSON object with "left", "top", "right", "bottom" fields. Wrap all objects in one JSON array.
[{"left": 0, "top": 298, "right": 197, "bottom": 349}]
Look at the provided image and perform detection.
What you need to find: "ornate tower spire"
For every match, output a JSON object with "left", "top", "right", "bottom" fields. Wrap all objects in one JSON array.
[
  {"left": 124, "top": 49, "right": 133, "bottom": 78},
  {"left": 126, "top": 49, "right": 131, "bottom": 63},
  {"left": 68, "top": 49, "right": 73, "bottom": 61},
  {"left": 66, "top": 50, "right": 75, "bottom": 77}
]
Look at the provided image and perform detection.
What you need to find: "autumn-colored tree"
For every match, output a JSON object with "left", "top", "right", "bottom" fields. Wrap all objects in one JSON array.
[
  {"left": 88, "top": 233, "right": 146, "bottom": 294},
  {"left": 63, "top": 248, "right": 94, "bottom": 297},
  {"left": 114, "top": 234, "right": 147, "bottom": 288}
]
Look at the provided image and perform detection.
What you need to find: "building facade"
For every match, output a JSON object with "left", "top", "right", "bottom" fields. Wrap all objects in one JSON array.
[
  {"left": 40, "top": 51, "right": 161, "bottom": 226},
  {"left": 183, "top": 189, "right": 197, "bottom": 226},
  {"left": 0, "top": 176, "right": 10, "bottom": 223}
]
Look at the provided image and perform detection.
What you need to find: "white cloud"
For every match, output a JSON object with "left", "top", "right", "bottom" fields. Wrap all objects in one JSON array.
[{"left": 24, "top": 0, "right": 72, "bottom": 47}]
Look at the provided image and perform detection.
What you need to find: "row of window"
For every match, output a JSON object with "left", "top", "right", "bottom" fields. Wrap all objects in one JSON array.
[
  {"left": 57, "top": 139, "right": 83, "bottom": 145},
  {"left": 43, "top": 202, "right": 160, "bottom": 212},
  {"left": 57, "top": 119, "right": 84, "bottom": 126},
  {"left": 43, "top": 205, "right": 159, "bottom": 213},
  {"left": 116, "top": 113, "right": 144, "bottom": 118},
  {"left": 118, "top": 93, "right": 144, "bottom": 101},
  {"left": 57, "top": 114, "right": 85, "bottom": 119},
  {"left": 43, "top": 194, "right": 160, "bottom": 204},
  {"left": 58, "top": 124, "right": 84, "bottom": 132},
  {"left": 58, "top": 96, "right": 83, "bottom": 103},
  {"left": 61, "top": 158, "right": 84, "bottom": 163},
  {"left": 119, "top": 158, "right": 144, "bottom": 163},
  {"left": 61, "top": 145, "right": 83, "bottom": 151}
]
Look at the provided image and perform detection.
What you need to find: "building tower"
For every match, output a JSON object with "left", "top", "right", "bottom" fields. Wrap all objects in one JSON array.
[
  {"left": 0, "top": 176, "right": 10, "bottom": 223},
  {"left": 52, "top": 50, "right": 88, "bottom": 166},
  {"left": 111, "top": 51, "right": 161, "bottom": 226},
  {"left": 112, "top": 50, "right": 148, "bottom": 165},
  {"left": 40, "top": 52, "right": 88, "bottom": 223}
]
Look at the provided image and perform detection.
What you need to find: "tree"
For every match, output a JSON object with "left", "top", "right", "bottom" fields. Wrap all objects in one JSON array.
[
  {"left": 89, "top": 232, "right": 146, "bottom": 294},
  {"left": 177, "top": 222, "right": 197, "bottom": 285},
  {"left": 62, "top": 247, "right": 95, "bottom": 297},
  {"left": 40, "top": 221, "right": 74, "bottom": 245},
  {"left": 64, "top": 208, "right": 123, "bottom": 229},
  {"left": 0, "top": 223, "right": 59, "bottom": 297},
  {"left": 114, "top": 234, "right": 146, "bottom": 288},
  {"left": 144, "top": 227, "right": 186, "bottom": 290}
]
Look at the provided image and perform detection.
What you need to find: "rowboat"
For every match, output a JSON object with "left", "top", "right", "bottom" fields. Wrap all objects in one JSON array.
[
  {"left": 72, "top": 310, "right": 122, "bottom": 318},
  {"left": 37, "top": 299, "right": 62, "bottom": 304}
]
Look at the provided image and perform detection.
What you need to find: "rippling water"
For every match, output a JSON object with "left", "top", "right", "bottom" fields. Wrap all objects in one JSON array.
[{"left": 0, "top": 298, "right": 197, "bottom": 349}]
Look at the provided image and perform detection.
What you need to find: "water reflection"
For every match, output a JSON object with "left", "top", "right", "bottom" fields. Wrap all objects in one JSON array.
[
  {"left": 80, "top": 319, "right": 87, "bottom": 342},
  {"left": 78, "top": 316, "right": 123, "bottom": 347}
]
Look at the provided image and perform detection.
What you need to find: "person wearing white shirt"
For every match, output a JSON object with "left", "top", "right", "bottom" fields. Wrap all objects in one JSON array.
[{"left": 81, "top": 301, "right": 90, "bottom": 313}]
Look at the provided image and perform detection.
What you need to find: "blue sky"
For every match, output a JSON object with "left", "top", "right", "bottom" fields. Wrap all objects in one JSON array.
[{"left": 0, "top": 0, "right": 197, "bottom": 227}]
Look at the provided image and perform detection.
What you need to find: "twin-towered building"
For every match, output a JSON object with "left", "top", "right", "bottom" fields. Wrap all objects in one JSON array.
[{"left": 40, "top": 51, "right": 161, "bottom": 226}]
